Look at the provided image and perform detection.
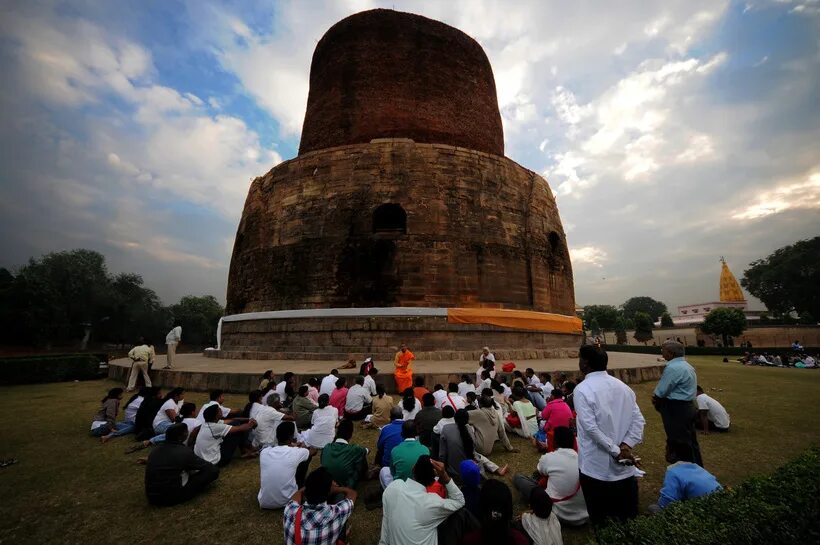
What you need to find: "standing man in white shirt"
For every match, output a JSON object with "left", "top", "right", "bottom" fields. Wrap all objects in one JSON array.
[
  {"left": 164, "top": 323, "right": 182, "bottom": 370},
  {"left": 574, "top": 345, "right": 645, "bottom": 525}
]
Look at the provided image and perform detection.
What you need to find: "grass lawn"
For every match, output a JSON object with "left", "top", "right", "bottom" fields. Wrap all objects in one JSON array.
[{"left": 1, "top": 356, "right": 818, "bottom": 545}]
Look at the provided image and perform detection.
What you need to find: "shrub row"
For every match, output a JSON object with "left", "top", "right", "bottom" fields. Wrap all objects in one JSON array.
[
  {"left": 0, "top": 353, "right": 108, "bottom": 385},
  {"left": 594, "top": 447, "right": 820, "bottom": 545},
  {"left": 603, "top": 344, "right": 819, "bottom": 356}
]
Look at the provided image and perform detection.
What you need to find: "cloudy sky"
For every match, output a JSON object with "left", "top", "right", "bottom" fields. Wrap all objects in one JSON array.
[{"left": 1, "top": 0, "right": 818, "bottom": 312}]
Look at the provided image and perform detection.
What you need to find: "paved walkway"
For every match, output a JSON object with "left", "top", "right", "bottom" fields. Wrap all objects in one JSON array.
[{"left": 111, "top": 351, "right": 661, "bottom": 375}]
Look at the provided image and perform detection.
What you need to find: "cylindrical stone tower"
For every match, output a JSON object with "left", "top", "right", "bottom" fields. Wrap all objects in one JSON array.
[{"left": 220, "top": 9, "right": 581, "bottom": 361}]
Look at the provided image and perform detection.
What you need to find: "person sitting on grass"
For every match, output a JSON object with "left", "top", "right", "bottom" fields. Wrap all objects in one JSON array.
[
  {"left": 133, "top": 387, "right": 163, "bottom": 440},
  {"left": 301, "top": 393, "right": 338, "bottom": 449},
  {"left": 344, "top": 375, "right": 372, "bottom": 420},
  {"left": 381, "top": 420, "right": 430, "bottom": 489},
  {"left": 649, "top": 439, "right": 722, "bottom": 512},
  {"left": 195, "top": 390, "right": 243, "bottom": 426},
  {"left": 432, "top": 383, "right": 448, "bottom": 408},
  {"left": 320, "top": 419, "right": 369, "bottom": 489},
  {"left": 177, "top": 402, "right": 198, "bottom": 434},
  {"left": 293, "top": 385, "right": 317, "bottom": 429},
  {"left": 91, "top": 387, "right": 124, "bottom": 438},
  {"left": 469, "top": 395, "right": 517, "bottom": 456},
  {"left": 101, "top": 386, "right": 153, "bottom": 443},
  {"left": 307, "top": 377, "right": 321, "bottom": 404},
  {"left": 441, "top": 409, "right": 508, "bottom": 481},
  {"left": 518, "top": 487, "right": 564, "bottom": 545},
  {"left": 462, "top": 479, "right": 529, "bottom": 545},
  {"left": 259, "top": 422, "right": 317, "bottom": 509},
  {"left": 507, "top": 386, "right": 538, "bottom": 438},
  {"left": 380, "top": 455, "right": 467, "bottom": 545},
  {"left": 413, "top": 376, "right": 430, "bottom": 403},
  {"left": 375, "top": 406, "right": 404, "bottom": 483},
  {"left": 363, "top": 367, "right": 379, "bottom": 397},
  {"left": 144, "top": 422, "right": 218, "bottom": 506},
  {"left": 365, "top": 384, "right": 394, "bottom": 428},
  {"left": 253, "top": 393, "right": 292, "bottom": 448},
  {"left": 465, "top": 391, "right": 479, "bottom": 411},
  {"left": 283, "top": 467, "right": 357, "bottom": 545},
  {"left": 329, "top": 378, "right": 349, "bottom": 418},
  {"left": 259, "top": 370, "right": 274, "bottom": 391},
  {"left": 534, "top": 389, "right": 573, "bottom": 452},
  {"left": 415, "top": 393, "right": 442, "bottom": 448},
  {"left": 401, "top": 387, "right": 422, "bottom": 421},
  {"left": 458, "top": 374, "right": 477, "bottom": 397},
  {"left": 695, "top": 385, "right": 730, "bottom": 433},
  {"left": 320, "top": 369, "right": 339, "bottom": 397},
  {"left": 126, "top": 387, "right": 185, "bottom": 451},
  {"left": 189, "top": 403, "right": 257, "bottom": 467}
]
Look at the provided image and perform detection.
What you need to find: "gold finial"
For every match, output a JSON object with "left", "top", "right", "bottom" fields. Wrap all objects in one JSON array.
[{"left": 719, "top": 258, "right": 745, "bottom": 302}]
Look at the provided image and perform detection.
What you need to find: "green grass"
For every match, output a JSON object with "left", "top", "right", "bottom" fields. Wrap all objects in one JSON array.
[{"left": 0, "top": 356, "right": 818, "bottom": 545}]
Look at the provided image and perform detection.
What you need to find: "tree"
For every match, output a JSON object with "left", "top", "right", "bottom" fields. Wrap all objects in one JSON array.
[
  {"left": 582, "top": 305, "right": 620, "bottom": 330},
  {"left": 622, "top": 296, "right": 668, "bottom": 322},
  {"left": 660, "top": 312, "right": 674, "bottom": 327},
  {"left": 169, "top": 295, "right": 224, "bottom": 347},
  {"left": 614, "top": 316, "right": 628, "bottom": 345},
  {"left": 741, "top": 237, "right": 820, "bottom": 319},
  {"left": 701, "top": 307, "right": 747, "bottom": 347},
  {"left": 633, "top": 312, "right": 654, "bottom": 345},
  {"left": 588, "top": 318, "right": 601, "bottom": 337}
]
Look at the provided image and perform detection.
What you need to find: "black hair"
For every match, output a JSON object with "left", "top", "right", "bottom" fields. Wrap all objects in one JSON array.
[
  {"left": 308, "top": 377, "right": 319, "bottom": 387},
  {"left": 304, "top": 467, "right": 333, "bottom": 505},
  {"left": 481, "top": 370, "right": 491, "bottom": 380},
  {"left": 164, "top": 387, "right": 185, "bottom": 402},
  {"left": 526, "top": 367, "right": 535, "bottom": 374},
  {"left": 369, "top": 367, "right": 379, "bottom": 376},
  {"left": 402, "top": 388, "right": 416, "bottom": 412},
  {"left": 466, "top": 391, "right": 477, "bottom": 401},
  {"left": 551, "top": 388, "right": 564, "bottom": 399},
  {"left": 553, "top": 426, "right": 574, "bottom": 449},
  {"left": 433, "top": 384, "right": 443, "bottom": 392},
  {"left": 401, "top": 420, "right": 417, "bottom": 439},
  {"left": 454, "top": 409, "right": 474, "bottom": 459},
  {"left": 318, "top": 393, "right": 330, "bottom": 408},
  {"left": 513, "top": 370, "right": 523, "bottom": 378},
  {"left": 579, "top": 345, "right": 608, "bottom": 371},
  {"left": 283, "top": 372, "right": 294, "bottom": 382},
  {"left": 165, "top": 422, "right": 188, "bottom": 443},
  {"left": 413, "top": 455, "right": 436, "bottom": 486},
  {"left": 125, "top": 386, "right": 152, "bottom": 408},
  {"left": 248, "top": 390, "right": 263, "bottom": 404},
  {"left": 461, "top": 374, "right": 472, "bottom": 383},
  {"left": 355, "top": 375, "right": 365, "bottom": 386},
  {"left": 330, "top": 369, "right": 339, "bottom": 376},
  {"left": 262, "top": 370, "right": 273, "bottom": 380},
  {"left": 530, "top": 487, "right": 553, "bottom": 519},
  {"left": 482, "top": 387, "right": 494, "bottom": 397},
  {"left": 298, "top": 384, "right": 309, "bottom": 396},
  {"left": 442, "top": 405, "right": 455, "bottom": 418},
  {"left": 563, "top": 381, "right": 576, "bottom": 393},
  {"left": 479, "top": 396, "right": 494, "bottom": 409},
  {"left": 203, "top": 403, "right": 221, "bottom": 423},
  {"left": 511, "top": 386, "right": 527, "bottom": 400},
  {"left": 102, "top": 387, "right": 123, "bottom": 403},
  {"left": 335, "top": 377, "right": 346, "bottom": 389},
  {"left": 422, "top": 392, "right": 435, "bottom": 407},
  {"left": 277, "top": 421, "right": 296, "bottom": 445},
  {"left": 448, "top": 382, "right": 458, "bottom": 393},
  {"left": 376, "top": 384, "right": 386, "bottom": 399},
  {"left": 209, "top": 390, "right": 224, "bottom": 401},
  {"left": 336, "top": 419, "right": 354, "bottom": 441},
  {"left": 414, "top": 376, "right": 425, "bottom": 387},
  {"left": 478, "top": 479, "right": 514, "bottom": 544},
  {"left": 667, "top": 439, "right": 695, "bottom": 463}
]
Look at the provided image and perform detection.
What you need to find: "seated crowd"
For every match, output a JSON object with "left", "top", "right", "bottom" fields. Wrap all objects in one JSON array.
[
  {"left": 89, "top": 345, "right": 731, "bottom": 545},
  {"left": 736, "top": 349, "right": 817, "bottom": 368}
]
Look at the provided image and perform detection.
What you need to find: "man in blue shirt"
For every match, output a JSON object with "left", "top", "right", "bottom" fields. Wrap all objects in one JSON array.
[
  {"left": 375, "top": 406, "right": 404, "bottom": 488},
  {"left": 649, "top": 439, "right": 722, "bottom": 512},
  {"left": 652, "top": 340, "right": 703, "bottom": 466}
]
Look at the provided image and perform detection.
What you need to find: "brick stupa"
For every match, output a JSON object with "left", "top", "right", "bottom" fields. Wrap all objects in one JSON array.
[{"left": 217, "top": 9, "right": 582, "bottom": 361}]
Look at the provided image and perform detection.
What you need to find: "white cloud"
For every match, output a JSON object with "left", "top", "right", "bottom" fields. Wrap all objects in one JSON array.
[
  {"left": 732, "top": 170, "right": 820, "bottom": 219},
  {"left": 570, "top": 246, "right": 608, "bottom": 268}
]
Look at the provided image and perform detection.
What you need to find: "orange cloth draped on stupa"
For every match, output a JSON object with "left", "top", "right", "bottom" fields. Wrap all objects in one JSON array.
[
  {"left": 393, "top": 348, "right": 415, "bottom": 393},
  {"left": 719, "top": 258, "right": 746, "bottom": 302}
]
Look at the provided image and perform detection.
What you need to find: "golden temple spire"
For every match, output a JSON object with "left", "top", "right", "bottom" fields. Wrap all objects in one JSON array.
[{"left": 719, "top": 257, "right": 745, "bottom": 302}]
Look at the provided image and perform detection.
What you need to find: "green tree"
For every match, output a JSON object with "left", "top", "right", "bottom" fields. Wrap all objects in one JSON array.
[
  {"left": 588, "top": 318, "right": 601, "bottom": 337},
  {"left": 660, "top": 312, "right": 674, "bottom": 327},
  {"left": 614, "top": 316, "right": 628, "bottom": 344},
  {"left": 622, "top": 296, "right": 668, "bottom": 322},
  {"left": 582, "top": 305, "right": 620, "bottom": 330},
  {"left": 701, "top": 307, "right": 747, "bottom": 346},
  {"left": 741, "top": 237, "right": 820, "bottom": 319},
  {"left": 169, "top": 295, "right": 224, "bottom": 347},
  {"left": 633, "top": 311, "right": 654, "bottom": 344}
]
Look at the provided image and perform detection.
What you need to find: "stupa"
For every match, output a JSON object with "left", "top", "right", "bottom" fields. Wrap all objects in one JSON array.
[
  {"left": 215, "top": 9, "right": 582, "bottom": 360},
  {"left": 669, "top": 258, "right": 757, "bottom": 325}
]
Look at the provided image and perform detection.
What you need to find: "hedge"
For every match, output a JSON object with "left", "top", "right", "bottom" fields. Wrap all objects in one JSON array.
[
  {"left": 603, "top": 345, "right": 819, "bottom": 356},
  {"left": 0, "top": 353, "right": 108, "bottom": 385},
  {"left": 594, "top": 447, "right": 820, "bottom": 545}
]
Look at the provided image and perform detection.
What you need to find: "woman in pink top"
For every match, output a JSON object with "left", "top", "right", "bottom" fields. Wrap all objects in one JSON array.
[
  {"left": 307, "top": 377, "right": 321, "bottom": 405},
  {"left": 535, "top": 389, "right": 574, "bottom": 452},
  {"left": 328, "top": 377, "right": 349, "bottom": 417}
]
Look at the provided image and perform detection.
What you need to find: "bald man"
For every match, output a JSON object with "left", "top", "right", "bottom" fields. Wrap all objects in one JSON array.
[{"left": 652, "top": 341, "right": 702, "bottom": 466}]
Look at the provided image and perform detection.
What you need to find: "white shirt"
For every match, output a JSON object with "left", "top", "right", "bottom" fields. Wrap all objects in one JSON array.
[
  {"left": 275, "top": 381, "right": 288, "bottom": 399},
  {"left": 380, "top": 478, "right": 465, "bottom": 545},
  {"left": 479, "top": 378, "right": 492, "bottom": 393},
  {"left": 696, "top": 393, "right": 730, "bottom": 429},
  {"left": 521, "top": 512, "right": 563, "bottom": 545},
  {"left": 165, "top": 326, "right": 182, "bottom": 345},
  {"left": 457, "top": 381, "right": 476, "bottom": 397},
  {"left": 502, "top": 384, "right": 512, "bottom": 398},
  {"left": 541, "top": 381, "right": 555, "bottom": 399},
  {"left": 433, "top": 417, "right": 455, "bottom": 435},
  {"left": 195, "top": 401, "right": 231, "bottom": 426},
  {"left": 432, "top": 389, "right": 449, "bottom": 409},
  {"left": 440, "top": 393, "right": 466, "bottom": 411},
  {"left": 345, "top": 384, "right": 372, "bottom": 412},
  {"left": 320, "top": 374, "right": 338, "bottom": 397},
  {"left": 193, "top": 421, "right": 232, "bottom": 464},
  {"left": 124, "top": 396, "right": 143, "bottom": 423},
  {"left": 537, "top": 448, "right": 589, "bottom": 524},
  {"left": 153, "top": 398, "right": 178, "bottom": 429},
  {"left": 258, "top": 445, "right": 310, "bottom": 509},
  {"left": 303, "top": 406, "right": 338, "bottom": 448},
  {"left": 402, "top": 398, "right": 422, "bottom": 420},
  {"left": 574, "top": 371, "right": 645, "bottom": 481},
  {"left": 254, "top": 405, "right": 286, "bottom": 446},
  {"left": 363, "top": 375, "right": 378, "bottom": 396},
  {"left": 181, "top": 417, "right": 198, "bottom": 434}
]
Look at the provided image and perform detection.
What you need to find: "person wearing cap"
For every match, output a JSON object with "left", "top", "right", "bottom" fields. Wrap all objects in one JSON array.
[{"left": 144, "top": 422, "right": 219, "bottom": 506}]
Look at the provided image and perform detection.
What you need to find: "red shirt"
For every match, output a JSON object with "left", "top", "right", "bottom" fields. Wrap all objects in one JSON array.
[
  {"left": 413, "top": 386, "right": 430, "bottom": 403},
  {"left": 541, "top": 398, "right": 573, "bottom": 431},
  {"left": 329, "top": 387, "right": 348, "bottom": 417},
  {"left": 425, "top": 481, "right": 446, "bottom": 498}
]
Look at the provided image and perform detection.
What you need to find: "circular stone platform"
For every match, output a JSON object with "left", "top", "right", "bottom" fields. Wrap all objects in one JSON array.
[{"left": 109, "top": 352, "right": 666, "bottom": 394}]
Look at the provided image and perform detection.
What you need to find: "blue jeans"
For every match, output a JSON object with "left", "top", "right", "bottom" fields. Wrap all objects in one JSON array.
[
  {"left": 110, "top": 421, "right": 136, "bottom": 437},
  {"left": 90, "top": 423, "right": 112, "bottom": 437},
  {"left": 528, "top": 392, "right": 546, "bottom": 412},
  {"left": 150, "top": 420, "right": 174, "bottom": 444}
]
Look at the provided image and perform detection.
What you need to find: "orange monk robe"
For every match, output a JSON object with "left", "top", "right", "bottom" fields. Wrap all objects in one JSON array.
[{"left": 394, "top": 349, "right": 415, "bottom": 393}]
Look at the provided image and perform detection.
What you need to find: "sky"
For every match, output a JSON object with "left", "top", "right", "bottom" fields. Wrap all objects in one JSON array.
[{"left": 0, "top": 0, "right": 818, "bottom": 313}]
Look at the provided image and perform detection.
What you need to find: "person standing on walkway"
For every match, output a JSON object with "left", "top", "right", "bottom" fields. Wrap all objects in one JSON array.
[
  {"left": 393, "top": 343, "right": 415, "bottom": 394},
  {"left": 126, "top": 339, "right": 154, "bottom": 391},
  {"left": 574, "top": 345, "right": 645, "bottom": 524},
  {"left": 653, "top": 340, "right": 702, "bottom": 466},
  {"left": 164, "top": 323, "right": 182, "bottom": 369}
]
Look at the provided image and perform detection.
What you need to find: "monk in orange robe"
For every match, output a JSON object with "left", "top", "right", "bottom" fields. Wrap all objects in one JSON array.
[{"left": 393, "top": 343, "right": 415, "bottom": 393}]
